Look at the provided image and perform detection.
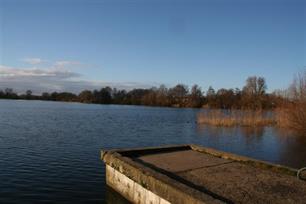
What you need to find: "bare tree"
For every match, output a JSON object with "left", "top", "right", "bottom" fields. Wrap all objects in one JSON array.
[
  {"left": 207, "top": 86, "right": 215, "bottom": 97},
  {"left": 243, "top": 76, "right": 267, "bottom": 96},
  {"left": 188, "top": 84, "right": 203, "bottom": 108},
  {"left": 290, "top": 71, "right": 306, "bottom": 100},
  {"left": 168, "top": 84, "right": 189, "bottom": 107},
  {"left": 242, "top": 76, "right": 267, "bottom": 109},
  {"left": 156, "top": 85, "right": 169, "bottom": 106},
  {"left": 278, "top": 70, "right": 306, "bottom": 134}
]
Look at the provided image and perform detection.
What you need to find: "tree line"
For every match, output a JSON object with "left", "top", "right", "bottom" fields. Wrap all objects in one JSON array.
[{"left": 0, "top": 76, "right": 286, "bottom": 110}]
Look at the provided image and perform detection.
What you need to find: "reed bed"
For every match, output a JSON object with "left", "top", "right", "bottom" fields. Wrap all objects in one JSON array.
[
  {"left": 197, "top": 71, "right": 306, "bottom": 135},
  {"left": 275, "top": 102, "right": 306, "bottom": 135},
  {"left": 197, "top": 107, "right": 306, "bottom": 136},
  {"left": 197, "top": 110, "right": 276, "bottom": 127}
]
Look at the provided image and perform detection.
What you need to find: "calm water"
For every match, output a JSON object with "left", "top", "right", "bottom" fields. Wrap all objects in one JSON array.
[{"left": 1, "top": 100, "right": 306, "bottom": 203}]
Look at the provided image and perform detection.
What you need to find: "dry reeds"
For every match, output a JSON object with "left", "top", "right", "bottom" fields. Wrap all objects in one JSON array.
[
  {"left": 276, "top": 102, "right": 306, "bottom": 135},
  {"left": 197, "top": 71, "right": 306, "bottom": 134},
  {"left": 276, "top": 71, "right": 306, "bottom": 135},
  {"left": 197, "top": 110, "right": 276, "bottom": 127},
  {"left": 197, "top": 106, "right": 306, "bottom": 135}
]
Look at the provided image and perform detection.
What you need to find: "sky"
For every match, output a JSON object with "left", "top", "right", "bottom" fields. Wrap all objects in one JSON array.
[{"left": 0, "top": 0, "right": 305, "bottom": 94}]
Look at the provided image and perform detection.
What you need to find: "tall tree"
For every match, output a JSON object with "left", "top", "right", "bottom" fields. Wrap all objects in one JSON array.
[
  {"left": 242, "top": 76, "right": 267, "bottom": 109},
  {"left": 243, "top": 76, "right": 267, "bottom": 96},
  {"left": 206, "top": 86, "right": 217, "bottom": 108},
  {"left": 155, "top": 85, "right": 169, "bottom": 106},
  {"left": 188, "top": 84, "right": 203, "bottom": 108},
  {"left": 79, "top": 90, "right": 94, "bottom": 103},
  {"left": 168, "top": 84, "right": 189, "bottom": 107}
]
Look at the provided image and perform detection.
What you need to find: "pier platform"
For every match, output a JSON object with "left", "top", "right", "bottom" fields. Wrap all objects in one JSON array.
[{"left": 101, "top": 144, "right": 306, "bottom": 204}]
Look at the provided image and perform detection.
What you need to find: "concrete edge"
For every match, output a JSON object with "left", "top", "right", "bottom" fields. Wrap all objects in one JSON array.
[
  {"left": 102, "top": 149, "right": 227, "bottom": 204},
  {"left": 102, "top": 144, "right": 298, "bottom": 176},
  {"left": 101, "top": 144, "right": 302, "bottom": 203},
  {"left": 101, "top": 144, "right": 189, "bottom": 159},
  {"left": 106, "top": 165, "right": 171, "bottom": 204}
]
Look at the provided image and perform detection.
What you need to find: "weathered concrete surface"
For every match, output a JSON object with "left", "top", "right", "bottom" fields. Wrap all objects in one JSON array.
[
  {"left": 178, "top": 162, "right": 306, "bottom": 204},
  {"left": 102, "top": 145, "right": 225, "bottom": 204},
  {"left": 138, "top": 150, "right": 232, "bottom": 173},
  {"left": 137, "top": 150, "right": 306, "bottom": 203},
  {"left": 102, "top": 144, "right": 306, "bottom": 204}
]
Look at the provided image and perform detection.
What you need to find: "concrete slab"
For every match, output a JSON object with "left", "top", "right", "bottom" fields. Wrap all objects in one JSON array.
[
  {"left": 136, "top": 149, "right": 306, "bottom": 203},
  {"left": 137, "top": 150, "right": 231, "bottom": 173},
  {"left": 178, "top": 162, "right": 306, "bottom": 204},
  {"left": 102, "top": 145, "right": 306, "bottom": 204}
]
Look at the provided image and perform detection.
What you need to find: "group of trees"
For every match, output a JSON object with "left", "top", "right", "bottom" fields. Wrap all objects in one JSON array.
[
  {"left": 0, "top": 88, "right": 19, "bottom": 99},
  {"left": 0, "top": 76, "right": 286, "bottom": 110}
]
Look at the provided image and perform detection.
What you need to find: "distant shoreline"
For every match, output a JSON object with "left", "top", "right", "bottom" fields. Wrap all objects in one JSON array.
[
  {"left": 0, "top": 98, "right": 205, "bottom": 110},
  {"left": 0, "top": 76, "right": 282, "bottom": 110}
]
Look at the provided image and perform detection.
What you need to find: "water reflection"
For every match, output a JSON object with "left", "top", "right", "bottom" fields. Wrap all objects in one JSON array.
[
  {"left": 196, "top": 124, "right": 266, "bottom": 138},
  {"left": 196, "top": 124, "right": 306, "bottom": 169},
  {"left": 241, "top": 126, "right": 265, "bottom": 137},
  {"left": 1, "top": 100, "right": 306, "bottom": 203},
  {"left": 273, "top": 128, "right": 306, "bottom": 169}
]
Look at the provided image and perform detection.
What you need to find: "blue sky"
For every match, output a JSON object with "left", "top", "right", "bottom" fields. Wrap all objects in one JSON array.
[{"left": 0, "top": 0, "right": 305, "bottom": 93}]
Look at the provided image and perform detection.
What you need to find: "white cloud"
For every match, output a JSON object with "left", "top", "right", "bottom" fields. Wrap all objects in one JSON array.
[
  {"left": 22, "top": 58, "right": 44, "bottom": 65},
  {"left": 0, "top": 64, "right": 83, "bottom": 94},
  {"left": 0, "top": 65, "right": 80, "bottom": 78},
  {"left": 54, "top": 60, "right": 81, "bottom": 67},
  {"left": 0, "top": 62, "right": 157, "bottom": 94}
]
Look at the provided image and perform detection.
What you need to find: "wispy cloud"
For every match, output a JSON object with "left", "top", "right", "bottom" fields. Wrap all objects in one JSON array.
[
  {"left": 22, "top": 58, "right": 44, "bottom": 65},
  {"left": 54, "top": 60, "right": 81, "bottom": 67},
  {"left": 0, "top": 59, "right": 158, "bottom": 94},
  {"left": 0, "top": 65, "right": 80, "bottom": 78}
]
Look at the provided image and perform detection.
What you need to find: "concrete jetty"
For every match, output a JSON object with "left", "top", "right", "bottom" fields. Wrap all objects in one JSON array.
[{"left": 101, "top": 144, "right": 306, "bottom": 204}]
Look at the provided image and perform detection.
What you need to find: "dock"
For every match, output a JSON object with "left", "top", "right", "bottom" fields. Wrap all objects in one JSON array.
[{"left": 101, "top": 144, "right": 306, "bottom": 204}]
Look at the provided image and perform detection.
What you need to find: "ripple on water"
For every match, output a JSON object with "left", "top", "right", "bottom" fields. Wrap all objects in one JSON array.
[{"left": 0, "top": 100, "right": 306, "bottom": 203}]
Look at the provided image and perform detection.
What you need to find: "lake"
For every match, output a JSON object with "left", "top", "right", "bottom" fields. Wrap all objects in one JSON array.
[{"left": 1, "top": 100, "right": 306, "bottom": 203}]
